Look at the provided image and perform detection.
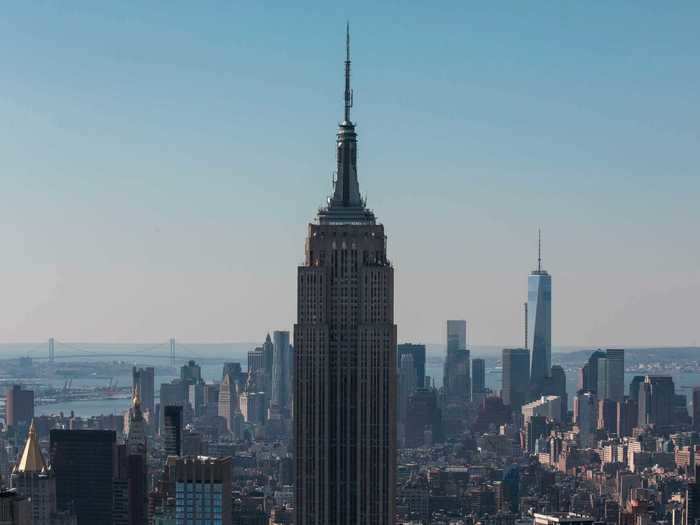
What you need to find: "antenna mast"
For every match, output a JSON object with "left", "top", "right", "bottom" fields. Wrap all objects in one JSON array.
[
  {"left": 344, "top": 22, "right": 353, "bottom": 123},
  {"left": 524, "top": 302, "right": 528, "bottom": 349}
]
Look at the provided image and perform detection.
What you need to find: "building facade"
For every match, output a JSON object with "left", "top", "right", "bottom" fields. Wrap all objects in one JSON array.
[
  {"left": 502, "top": 348, "right": 530, "bottom": 412},
  {"left": 5, "top": 386, "right": 34, "bottom": 429},
  {"left": 50, "top": 429, "right": 115, "bottom": 525},
  {"left": 528, "top": 234, "right": 552, "bottom": 392},
  {"left": 397, "top": 344, "right": 426, "bottom": 389},
  {"left": 294, "top": 27, "right": 396, "bottom": 524},
  {"left": 170, "top": 456, "right": 232, "bottom": 525}
]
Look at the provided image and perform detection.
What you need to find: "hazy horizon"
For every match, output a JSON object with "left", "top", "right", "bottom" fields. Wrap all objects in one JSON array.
[{"left": 2, "top": 3, "right": 698, "bottom": 347}]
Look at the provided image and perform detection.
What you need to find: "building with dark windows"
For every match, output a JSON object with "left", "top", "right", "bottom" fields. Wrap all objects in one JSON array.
[
  {"left": 397, "top": 343, "right": 426, "bottom": 389},
  {"left": 294, "top": 26, "right": 396, "bottom": 524},
  {"left": 405, "top": 388, "right": 443, "bottom": 448},
  {"left": 50, "top": 429, "right": 115, "bottom": 525},
  {"left": 472, "top": 358, "right": 486, "bottom": 396},
  {"left": 163, "top": 405, "right": 183, "bottom": 457},
  {"left": 5, "top": 385, "right": 34, "bottom": 429},
  {"left": 271, "top": 330, "right": 293, "bottom": 414},
  {"left": 638, "top": 375, "right": 675, "bottom": 428},
  {"left": 502, "top": 348, "right": 530, "bottom": 412},
  {"left": 528, "top": 232, "right": 552, "bottom": 395}
]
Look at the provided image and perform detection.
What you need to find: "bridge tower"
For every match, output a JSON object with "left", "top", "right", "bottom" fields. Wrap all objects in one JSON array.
[
  {"left": 49, "top": 337, "right": 55, "bottom": 364},
  {"left": 169, "top": 338, "right": 175, "bottom": 367}
]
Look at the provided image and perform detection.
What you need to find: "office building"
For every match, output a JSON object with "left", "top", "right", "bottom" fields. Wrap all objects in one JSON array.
[
  {"left": 397, "top": 344, "right": 426, "bottom": 388},
  {"left": 398, "top": 354, "right": 417, "bottom": 446},
  {"left": 125, "top": 390, "right": 147, "bottom": 525},
  {"left": 159, "top": 381, "right": 187, "bottom": 435},
  {"left": 605, "top": 349, "right": 625, "bottom": 402},
  {"left": 472, "top": 358, "right": 486, "bottom": 396},
  {"left": 294, "top": 28, "right": 396, "bottom": 524},
  {"left": 525, "top": 415, "right": 549, "bottom": 453},
  {"left": 218, "top": 373, "right": 237, "bottom": 434},
  {"left": 405, "top": 389, "right": 443, "bottom": 448},
  {"left": 597, "top": 399, "right": 617, "bottom": 434},
  {"left": 0, "top": 489, "right": 31, "bottom": 525},
  {"left": 638, "top": 376, "right": 675, "bottom": 427},
  {"left": 522, "top": 395, "right": 563, "bottom": 425},
  {"left": 180, "top": 360, "right": 202, "bottom": 387},
  {"left": 617, "top": 398, "right": 638, "bottom": 437},
  {"left": 528, "top": 232, "right": 552, "bottom": 392},
  {"left": 272, "top": 330, "right": 293, "bottom": 412},
  {"left": 579, "top": 351, "right": 605, "bottom": 393},
  {"left": 131, "top": 367, "right": 155, "bottom": 416},
  {"left": 50, "top": 429, "right": 115, "bottom": 524},
  {"left": 693, "top": 387, "right": 700, "bottom": 432},
  {"left": 574, "top": 391, "right": 597, "bottom": 448},
  {"left": 444, "top": 321, "right": 471, "bottom": 402},
  {"left": 163, "top": 405, "right": 183, "bottom": 456},
  {"left": 5, "top": 386, "right": 34, "bottom": 429},
  {"left": 502, "top": 348, "right": 530, "bottom": 412},
  {"left": 629, "top": 375, "right": 645, "bottom": 403},
  {"left": 169, "top": 456, "right": 232, "bottom": 525},
  {"left": 10, "top": 421, "right": 55, "bottom": 525},
  {"left": 587, "top": 349, "right": 625, "bottom": 402}
]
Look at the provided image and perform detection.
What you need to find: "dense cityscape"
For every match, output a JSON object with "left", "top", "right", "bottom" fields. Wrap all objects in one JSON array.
[{"left": 1, "top": 17, "right": 699, "bottom": 525}]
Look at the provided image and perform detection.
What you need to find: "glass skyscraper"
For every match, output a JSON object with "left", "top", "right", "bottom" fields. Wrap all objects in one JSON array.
[{"left": 528, "top": 233, "right": 552, "bottom": 390}]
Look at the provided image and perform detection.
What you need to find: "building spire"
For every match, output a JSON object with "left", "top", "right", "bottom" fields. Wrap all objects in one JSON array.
[
  {"left": 344, "top": 22, "right": 353, "bottom": 124},
  {"left": 15, "top": 419, "right": 47, "bottom": 473},
  {"left": 538, "top": 229, "right": 542, "bottom": 272}
]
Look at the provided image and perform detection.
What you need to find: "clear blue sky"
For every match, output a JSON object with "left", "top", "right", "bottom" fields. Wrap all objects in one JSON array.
[{"left": 2, "top": 2, "right": 699, "bottom": 347}]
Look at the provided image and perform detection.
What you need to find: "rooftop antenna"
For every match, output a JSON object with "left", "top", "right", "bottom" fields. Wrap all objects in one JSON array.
[
  {"left": 344, "top": 22, "right": 353, "bottom": 123},
  {"left": 537, "top": 228, "right": 542, "bottom": 272}
]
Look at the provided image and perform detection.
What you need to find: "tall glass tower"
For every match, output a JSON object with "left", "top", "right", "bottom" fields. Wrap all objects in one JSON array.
[{"left": 528, "top": 231, "right": 552, "bottom": 391}]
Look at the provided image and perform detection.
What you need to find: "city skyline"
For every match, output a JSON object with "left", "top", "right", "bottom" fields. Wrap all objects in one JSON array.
[{"left": 2, "top": 3, "right": 700, "bottom": 348}]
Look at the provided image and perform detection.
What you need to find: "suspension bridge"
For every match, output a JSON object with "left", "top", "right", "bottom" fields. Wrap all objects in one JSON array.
[{"left": 16, "top": 338, "right": 199, "bottom": 366}]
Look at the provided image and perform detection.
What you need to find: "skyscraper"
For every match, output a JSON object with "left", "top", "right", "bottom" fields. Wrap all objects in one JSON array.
[
  {"left": 444, "top": 321, "right": 470, "bottom": 402},
  {"left": 163, "top": 405, "right": 183, "bottom": 456},
  {"left": 50, "top": 429, "right": 115, "bottom": 524},
  {"left": 638, "top": 375, "right": 675, "bottom": 427},
  {"left": 271, "top": 330, "right": 292, "bottom": 412},
  {"left": 693, "top": 387, "right": 700, "bottom": 432},
  {"left": 605, "top": 349, "right": 625, "bottom": 403},
  {"left": 294, "top": 26, "right": 396, "bottom": 524},
  {"left": 125, "top": 389, "right": 147, "bottom": 525},
  {"left": 5, "top": 385, "right": 34, "bottom": 429},
  {"left": 168, "top": 456, "right": 232, "bottom": 525},
  {"left": 574, "top": 390, "right": 597, "bottom": 448},
  {"left": 11, "top": 421, "right": 56, "bottom": 525},
  {"left": 397, "top": 343, "right": 426, "bottom": 389},
  {"left": 528, "top": 232, "right": 552, "bottom": 392},
  {"left": 131, "top": 367, "right": 155, "bottom": 416},
  {"left": 502, "top": 348, "right": 530, "bottom": 412},
  {"left": 218, "top": 373, "right": 237, "bottom": 434},
  {"left": 398, "top": 354, "right": 417, "bottom": 446},
  {"left": 579, "top": 350, "right": 605, "bottom": 393},
  {"left": 472, "top": 358, "right": 486, "bottom": 397}
]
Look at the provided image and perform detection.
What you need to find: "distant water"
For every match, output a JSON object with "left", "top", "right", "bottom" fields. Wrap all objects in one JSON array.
[{"left": 1, "top": 343, "right": 696, "bottom": 417}]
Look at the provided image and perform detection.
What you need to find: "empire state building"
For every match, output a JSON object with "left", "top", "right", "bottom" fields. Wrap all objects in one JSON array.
[{"left": 294, "top": 26, "right": 397, "bottom": 525}]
